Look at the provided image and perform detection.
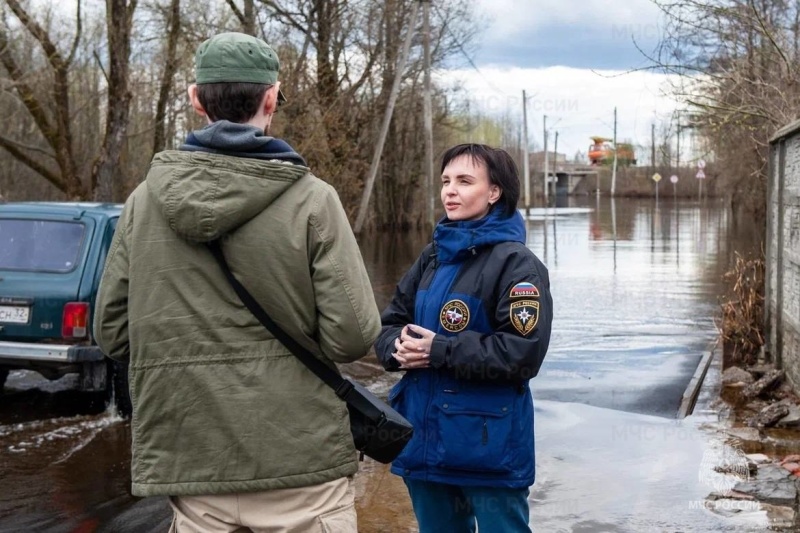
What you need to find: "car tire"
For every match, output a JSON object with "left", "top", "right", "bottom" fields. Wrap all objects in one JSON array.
[
  {"left": 107, "top": 360, "right": 132, "bottom": 418},
  {"left": 0, "top": 368, "right": 8, "bottom": 395}
]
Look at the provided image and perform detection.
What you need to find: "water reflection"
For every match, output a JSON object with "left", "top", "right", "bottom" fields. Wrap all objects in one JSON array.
[
  {"left": 527, "top": 197, "right": 760, "bottom": 418},
  {"left": 525, "top": 197, "right": 766, "bottom": 531},
  {"left": 612, "top": 196, "right": 617, "bottom": 271},
  {"left": 359, "top": 230, "right": 429, "bottom": 311}
]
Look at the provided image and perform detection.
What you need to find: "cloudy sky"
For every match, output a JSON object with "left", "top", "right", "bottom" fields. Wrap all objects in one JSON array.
[{"left": 440, "top": 0, "right": 684, "bottom": 162}]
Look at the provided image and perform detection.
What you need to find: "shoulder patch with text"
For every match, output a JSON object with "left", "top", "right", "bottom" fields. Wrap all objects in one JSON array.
[
  {"left": 440, "top": 300, "right": 470, "bottom": 333},
  {"left": 509, "top": 282, "right": 540, "bottom": 299},
  {"left": 510, "top": 300, "right": 539, "bottom": 336}
]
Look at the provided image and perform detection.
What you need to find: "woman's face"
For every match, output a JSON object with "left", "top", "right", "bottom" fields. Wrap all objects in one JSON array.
[{"left": 440, "top": 155, "right": 501, "bottom": 221}]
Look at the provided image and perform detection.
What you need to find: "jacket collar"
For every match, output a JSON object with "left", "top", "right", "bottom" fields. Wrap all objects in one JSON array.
[
  {"left": 433, "top": 209, "right": 526, "bottom": 263},
  {"left": 181, "top": 120, "right": 307, "bottom": 166}
]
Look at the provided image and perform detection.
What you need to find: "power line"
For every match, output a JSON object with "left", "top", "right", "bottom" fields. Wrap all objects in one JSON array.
[{"left": 431, "top": 3, "right": 513, "bottom": 99}]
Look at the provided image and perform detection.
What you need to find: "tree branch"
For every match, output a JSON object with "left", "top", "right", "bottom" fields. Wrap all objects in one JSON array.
[
  {"left": 0, "top": 134, "right": 63, "bottom": 189},
  {"left": 747, "top": 0, "right": 792, "bottom": 74},
  {"left": 154, "top": 0, "right": 181, "bottom": 153},
  {"left": 0, "top": 133, "right": 56, "bottom": 160},
  {"left": 0, "top": 26, "right": 57, "bottom": 149},
  {"left": 93, "top": 49, "right": 110, "bottom": 84},
  {"left": 685, "top": 98, "right": 772, "bottom": 121},
  {"left": 4, "top": 0, "right": 68, "bottom": 73},
  {"left": 224, "top": 0, "right": 246, "bottom": 25},
  {"left": 66, "top": 0, "right": 82, "bottom": 66},
  {"left": 259, "top": 0, "right": 312, "bottom": 37},
  {"left": 5, "top": 0, "right": 78, "bottom": 187},
  {"left": 128, "top": 0, "right": 139, "bottom": 22},
  {"left": 292, "top": 26, "right": 312, "bottom": 80}
]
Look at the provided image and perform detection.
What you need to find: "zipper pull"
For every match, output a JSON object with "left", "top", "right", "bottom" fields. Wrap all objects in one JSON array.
[{"left": 482, "top": 418, "right": 488, "bottom": 445}]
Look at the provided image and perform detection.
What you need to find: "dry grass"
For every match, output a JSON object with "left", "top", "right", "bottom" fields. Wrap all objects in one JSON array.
[{"left": 718, "top": 252, "right": 765, "bottom": 366}]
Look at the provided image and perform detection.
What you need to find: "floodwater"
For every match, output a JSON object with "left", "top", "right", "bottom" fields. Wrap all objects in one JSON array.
[{"left": 0, "top": 197, "right": 768, "bottom": 532}]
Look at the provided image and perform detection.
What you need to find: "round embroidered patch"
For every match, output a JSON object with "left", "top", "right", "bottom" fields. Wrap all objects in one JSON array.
[{"left": 440, "top": 300, "right": 470, "bottom": 333}]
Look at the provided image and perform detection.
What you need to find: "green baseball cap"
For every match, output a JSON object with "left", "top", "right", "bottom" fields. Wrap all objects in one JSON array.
[{"left": 195, "top": 32, "right": 286, "bottom": 103}]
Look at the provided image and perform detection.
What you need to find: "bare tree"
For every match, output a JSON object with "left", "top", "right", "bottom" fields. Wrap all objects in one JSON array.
[
  {"left": 92, "top": 0, "right": 138, "bottom": 201},
  {"left": 153, "top": 0, "right": 181, "bottom": 154},
  {"left": 655, "top": 0, "right": 800, "bottom": 220},
  {"left": 0, "top": 0, "right": 138, "bottom": 201},
  {"left": 0, "top": 0, "right": 83, "bottom": 198},
  {"left": 0, "top": 0, "right": 483, "bottom": 229}
]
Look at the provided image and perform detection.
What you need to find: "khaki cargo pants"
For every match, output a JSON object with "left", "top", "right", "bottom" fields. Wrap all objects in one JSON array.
[{"left": 167, "top": 477, "right": 356, "bottom": 533}]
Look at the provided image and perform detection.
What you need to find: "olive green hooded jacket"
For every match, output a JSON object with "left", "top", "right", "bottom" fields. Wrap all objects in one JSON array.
[{"left": 94, "top": 150, "right": 381, "bottom": 497}]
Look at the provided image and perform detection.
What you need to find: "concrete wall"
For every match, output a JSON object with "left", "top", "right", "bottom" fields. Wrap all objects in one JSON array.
[{"left": 768, "top": 120, "right": 800, "bottom": 389}]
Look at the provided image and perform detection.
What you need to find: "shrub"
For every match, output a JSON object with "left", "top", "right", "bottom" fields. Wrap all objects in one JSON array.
[{"left": 718, "top": 252, "right": 765, "bottom": 367}]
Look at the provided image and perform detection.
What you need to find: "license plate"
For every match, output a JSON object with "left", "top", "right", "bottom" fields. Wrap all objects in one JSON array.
[{"left": 0, "top": 305, "right": 30, "bottom": 324}]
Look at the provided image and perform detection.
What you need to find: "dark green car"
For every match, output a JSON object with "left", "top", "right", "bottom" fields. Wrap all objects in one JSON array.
[{"left": 0, "top": 202, "right": 131, "bottom": 415}]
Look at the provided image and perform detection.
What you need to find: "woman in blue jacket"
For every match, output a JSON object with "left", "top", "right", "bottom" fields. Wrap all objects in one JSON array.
[{"left": 375, "top": 144, "right": 553, "bottom": 533}]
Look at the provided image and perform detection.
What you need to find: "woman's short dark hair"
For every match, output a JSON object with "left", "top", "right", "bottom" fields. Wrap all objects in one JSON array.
[
  {"left": 440, "top": 143, "right": 521, "bottom": 217},
  {"left": 197, "top": 82, "right": 270, "bottom": 123}
]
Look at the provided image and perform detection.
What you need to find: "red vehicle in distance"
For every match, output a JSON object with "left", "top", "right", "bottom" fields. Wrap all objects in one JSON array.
[{"left": 588, "top": 136, "right": 636, "bottom": 166}]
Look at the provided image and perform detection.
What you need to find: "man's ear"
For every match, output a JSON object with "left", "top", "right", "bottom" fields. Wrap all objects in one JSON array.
[
  {"left": 188, "top": 84, "right": 208, "bottom": 118},
  {"left": 262, "top": 81, "right": 281, "bottom": 115}
]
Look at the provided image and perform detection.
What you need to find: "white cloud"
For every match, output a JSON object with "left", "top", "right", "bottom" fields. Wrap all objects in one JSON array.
[
  {"left": 469, "top": 0, "right": 665, "bottom": 70},
  {"left": 476, "top": 0, "right": 662, "bottom": 38},
  {"left": 438, "top": 65, "right": 681, "bottom": 161}
]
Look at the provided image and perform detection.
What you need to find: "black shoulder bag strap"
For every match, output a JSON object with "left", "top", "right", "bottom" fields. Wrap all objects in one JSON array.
[{"left": 205, "top": 240, "right": 355, "bottom": 401}]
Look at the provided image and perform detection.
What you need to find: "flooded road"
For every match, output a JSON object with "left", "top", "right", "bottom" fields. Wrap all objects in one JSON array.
[
  {"left": 0, "top": 198, "right": 764, "bottom": 531},
  {"left": 533, "top": 197, "right": 738, "bottom": 417}
]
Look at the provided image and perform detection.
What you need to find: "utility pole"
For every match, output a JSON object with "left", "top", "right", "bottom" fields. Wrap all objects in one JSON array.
[
  {"left": 553, "top": 131, "right": 559, "bottom": 170},
  {"left": 651, "top": 122, "right": 656, "bottom": 175},
  {"left": 611, "top": 107, "right": 618, "bottom": 197},
  {"left": 553, "top": 130, "right": 559, "bottom": 195},
  {"left": 676, "top": 112, "right": 681, "bottom": 177},
  {"left": 522, "top": 90, "right": 530, "bottom": 217},
  {"left": 354, "top": 1, "right": 419, "bottom": 233},
  {"left": 543, "top": 115, "right": 549, "bottom": 204},
  {"left": 422, "top": 0, "right": 434, "bottom": 230}
]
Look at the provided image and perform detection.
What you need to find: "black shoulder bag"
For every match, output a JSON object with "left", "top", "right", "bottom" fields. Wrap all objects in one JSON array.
[{"left": 206, "top": 240, "right": 413, "bottom": 464}]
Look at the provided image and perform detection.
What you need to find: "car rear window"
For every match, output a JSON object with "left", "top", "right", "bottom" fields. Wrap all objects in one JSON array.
[{"left": 0, "top": 219, "right": 86, "bottom": 272}]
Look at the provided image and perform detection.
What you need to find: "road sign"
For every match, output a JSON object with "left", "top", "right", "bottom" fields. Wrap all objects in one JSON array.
[
  {"left": 696, "top": 169, "right": 706, "bottom": 179},
  {"left": 697, "top": 159, "right": 706, "bottom": 169},
  {"left": 670, "top": 175, "right": 678, "bottom": 184},
  {"left": 652, "top": 173, "right": 662, "bottom": 182}
]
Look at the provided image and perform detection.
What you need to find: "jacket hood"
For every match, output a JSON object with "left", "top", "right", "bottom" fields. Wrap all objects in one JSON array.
[
  {"left": 181, "top": 121, "right": 307, "bottom": 166},
  {"left": 146, "top": 150, "right": 308, "bottom": 242},
  {"left": 433, "top": 209, "right": 526, "bottom": 263}
]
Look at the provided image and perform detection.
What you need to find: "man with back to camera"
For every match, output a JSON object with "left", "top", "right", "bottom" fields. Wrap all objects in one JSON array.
[{"left": 94, "top": 32, "right": 381, "bottom": 532}]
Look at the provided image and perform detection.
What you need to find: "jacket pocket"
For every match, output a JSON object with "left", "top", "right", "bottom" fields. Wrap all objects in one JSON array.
[
  {"left": 317, "top": 503, "right": 357, "bottom": 532},
  {"left": 387, "top": 376, "right": 424, "bottom": 470},
  {"left": 433, "top": 388, "right": 515, "bottom": 473}
]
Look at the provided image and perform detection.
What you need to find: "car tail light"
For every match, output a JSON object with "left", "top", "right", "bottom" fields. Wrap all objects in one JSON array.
[{"left": 62, "top": 302, "right": 89, "bottom": 339}]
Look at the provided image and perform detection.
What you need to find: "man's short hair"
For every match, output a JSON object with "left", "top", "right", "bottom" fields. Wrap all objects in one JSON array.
[
  {"left": 194, "top": 32, "right": 286, "bottom": 123},
  {"left": 197, "top": 82, "right": 271, "bottom": 123}
]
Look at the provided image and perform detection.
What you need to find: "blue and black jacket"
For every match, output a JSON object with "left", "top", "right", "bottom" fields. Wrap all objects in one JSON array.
[{"left": 375, "top": 209, "right": 552, "bottom": 488}]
